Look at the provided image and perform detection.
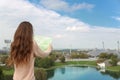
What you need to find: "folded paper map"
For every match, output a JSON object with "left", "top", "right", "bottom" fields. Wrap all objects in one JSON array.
[{"left": 34, "top": 35, "right": 52, "bottom": 51}]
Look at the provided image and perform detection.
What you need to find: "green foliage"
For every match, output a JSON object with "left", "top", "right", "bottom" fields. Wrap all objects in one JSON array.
[
  {"left": 55, "top": 61, "right": 97, "bottom": 67},
  {"left": 98, "top": 53, "right": 117, "bottom": 59},
  {"left": 4, "top": 75, "right": 13, "bottom": 80},
  {"left": 107, "top": 66, "right": 120, "bottom": 71},
  {"left": 98, "top": 53, "right": 118, "bottom": 66},
  {"left": 96, "top": 58, "right": 106, "bottom": 63},
  {"left": 35, "top": 57, "right": 41, "bottom": 67},
  {"left": 70, "top": 53, "right": 89, "bottom": 59},
  {"left": 79, "top": 53, "right": 89, "bottom": 58},
  {"left": 110, "top": 55, "right": 118, "bottom": 66},
  {"left": 49, "top": 52, "right": 58, "bottom": 61},
  {"left": 0, "top": 66, "right": 13, "bottom": 80},
  {"left": 105, "top": 70, "right": 120, "bottom": 79},
  {"left": 35, "top": 57, "right": 54, "bottom": 68},
  {"left": 98, "top": 53, "right": 108, "bottom": 59},
  {"left": 59, "top": 56, "right": 65, "bottom": 63},
  {"left": 0, "top": 68, "right": 4, "bottom": 80},
  {"left": 35, "top": 68, "right": 47, "bottom": 80},
  {"left": 47, "top": 69, "right": 55, "bottom": 79},
  {"left": 0, "top": 55, "right": 8, "bottom": 64},
  {"left": 35, "top": 53, "right": 57, "bottom": 68},
  {"left": 107, "top": 53, "right": 114, "bottom": 59},
  {"left": 70, "top": 53, "right": 79, "bottom": 58}
]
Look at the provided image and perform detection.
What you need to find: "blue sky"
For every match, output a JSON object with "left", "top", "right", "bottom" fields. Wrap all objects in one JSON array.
[
  {"left": 29, "top": 0, "right": 120, "bottom": 27},
  {"left": 0, "top": 0, "right": 120, "bottom": 49}
]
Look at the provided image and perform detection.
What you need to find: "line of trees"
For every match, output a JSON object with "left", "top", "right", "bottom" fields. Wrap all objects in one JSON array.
[
  {"left": 97, "top": 53, "right": 119, "bottom": 66},
  {"left": 70, "top": 53, "right": 89, "bottom": 59}
]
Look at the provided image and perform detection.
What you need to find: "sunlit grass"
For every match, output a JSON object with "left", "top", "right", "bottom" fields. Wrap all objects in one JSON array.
[
  {"left": 0, "top": 66, "right": 13, "bottom": 75},
  {"left": 107, "top": 66, "right": 120, "bottom": 72},
  {"left": 55, "top": 61, "right": 97, "bottom": 66}
]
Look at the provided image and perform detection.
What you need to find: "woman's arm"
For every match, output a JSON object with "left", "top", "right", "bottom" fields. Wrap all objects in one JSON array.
[{"left": 33, "top": 41, "right": 52, "bottom": 58}]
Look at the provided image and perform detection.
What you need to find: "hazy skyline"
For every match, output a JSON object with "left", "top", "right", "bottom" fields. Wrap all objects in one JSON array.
[{"left": 0, "top": 0, "right": 120, "bottom": 49}]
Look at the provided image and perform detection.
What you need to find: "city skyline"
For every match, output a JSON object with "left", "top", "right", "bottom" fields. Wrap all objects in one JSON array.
[{"left": 0, "top": 0, "right": 120, "bottom": 49}]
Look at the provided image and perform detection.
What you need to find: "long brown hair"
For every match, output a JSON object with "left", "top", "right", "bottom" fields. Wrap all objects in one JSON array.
[{"left": 9, "top": 21, "right": 33, "bottom": 66}]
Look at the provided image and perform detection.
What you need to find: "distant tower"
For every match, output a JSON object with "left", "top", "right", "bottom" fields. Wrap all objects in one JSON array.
[
  {"left": 63, "top": 51, "right": 64, "bottom": 55},
  {"left": 69, "top": 44, "right": 72, "bottom": 54},
  {"left": 4, "top": 39, "right": 11, "bottom": 51},
  {"left": 70, "top": 49, "right": 71, "bottom": 54},
  {"left": 102, "top": 41, "right": 105, "bottom": 50},
  {"left": 117, "top": 41, "right": 119, "bottom": 53}
]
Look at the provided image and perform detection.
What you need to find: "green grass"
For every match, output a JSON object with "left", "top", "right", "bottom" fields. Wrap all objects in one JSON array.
[
  {"left": 3, "top": 69, "right": 13, "bottom": 75},
  {"left": 1, "top": 61, "right": 120, "bottom": 75},
  {"left": 48, "top": 61, "right": 120, "bottom": 72},
  {"left": 107, "top": 66, "right": 120, "bottom": 72},
  {"left": 45, "top": 61, "right": 97, "bottom": 70},
  {"left": 55, "top": 61, "right": 97, "bottom": 66},
  {"left": 0, "top": 66, "right": 13, "bottom": 75}
]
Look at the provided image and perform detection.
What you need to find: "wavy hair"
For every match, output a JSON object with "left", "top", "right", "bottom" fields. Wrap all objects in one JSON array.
[{"left": 9, "top": 21, "right": 33, "bottom": 66}]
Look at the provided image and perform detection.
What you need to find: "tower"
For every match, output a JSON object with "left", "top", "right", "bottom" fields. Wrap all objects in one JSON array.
[
  {"left": 117, "top": 41, "right": 119, "bottom": 53},
  {"left": 102, "top": 41, "right": 105, "bottom": 50}
]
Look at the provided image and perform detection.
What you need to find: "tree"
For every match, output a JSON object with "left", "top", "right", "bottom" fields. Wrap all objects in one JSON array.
[
  {"left": 98, "top": 53, "right": 119, "bottom": 66},
  {"left": 79, "top": 53, "right": 89, "bottom": 58},
  {"left": 98, "top": 53, "right": 108, "bottom": 59},
  {"left": 70, "top": 53, "right": 78, "bottom": 59},
  {"left": 110, "top": 55, "right": 118, "bottom": 66},
  {"left": 0, "top": 68, "right": 4, "bottom": 80},
  {"left": 59, "top": 56, "right": 65, "bottom": 63},
  {"left": 35, "top": 57, "right": 54, "bottom": 68},
  {"left": 0, "top": 55, "right": 8, "bottom": 64},
  {"left": 35, "top": 68, "right": 47, "bottom": 80}
]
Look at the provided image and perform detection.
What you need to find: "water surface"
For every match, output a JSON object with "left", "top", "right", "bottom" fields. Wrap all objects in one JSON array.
[{"left": 47, "top": 66, "right": 120, "bottom": 80}]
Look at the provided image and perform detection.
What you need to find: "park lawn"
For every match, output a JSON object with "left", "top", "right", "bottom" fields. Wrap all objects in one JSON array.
[
  {"left": 1, "top": 61, "right": 120, "bottom": 75},
  {"left": 45, "top": 61, "right": 97, "bottom": 70},
  {"left": 107, "top": 66, "right": 120, "bottom": 72},
  {"left": 0, "top": 66, "right": 14, "bottom": 75},
  {"left": 55, "top": 61, "right": 97, "bottom": 66},
  {"left": 54, "top": 61, "right": 97, "bottom": 67},
  {"left": 3, "top": 69, "right": 14, "bottom": 75}
]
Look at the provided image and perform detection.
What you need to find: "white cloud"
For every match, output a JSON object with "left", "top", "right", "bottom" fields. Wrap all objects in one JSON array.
[
  {"left": 40, "top": 0, "right": 94, "bottom": 12},
  {"left": 54, "top": 34, "right": 65, "bottom": 38},
  {"left": 0, "top": 0, "right": 120, "bottom": 49},
  {"left": 66, "top": 26, "right": 89, "bottom": 32},
  {"left": 112, "top": 16, "right": 120, "bottom": 21},
  {"left": 66, "top": 21, "right": 90, "bottom": 32},
  {"left": 0, "top": 0, "right": 91, "bottom": 49},
  {"left": 91, "top": 26, "right": 120, "bottom": 32},
  {"left": 72, "top": 2, "right": 94, "bottom": 11},
  {"left": 40, "top": 0, "right": 68, "bottom": 10}
]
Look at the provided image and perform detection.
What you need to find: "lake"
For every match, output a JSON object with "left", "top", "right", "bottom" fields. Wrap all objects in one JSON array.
[{"left": 47, "top": 66, "right": 120, "bottom": 80}]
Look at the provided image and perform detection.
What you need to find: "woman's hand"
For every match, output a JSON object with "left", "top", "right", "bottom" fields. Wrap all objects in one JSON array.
[{"left": 46, "top": 44, "right": 53, "bottom": 51}]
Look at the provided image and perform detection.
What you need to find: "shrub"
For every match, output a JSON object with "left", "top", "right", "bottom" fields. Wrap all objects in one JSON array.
[
  {"left": 35, "top": 68, "right": 47, "bottom": 80},
  {"left": 35, "top": 57, "right": 54, "bottom": 68},
  {"left": 0, "top": 68, "right": 4, "bottom": 80},
  {"left": 96, "top": 58, "right": 106, "bottom": 63},
  {"left": 35, "top": 57, "right": 41, "bottom": 67},
  {"left": 79, "top": 53, "right": 89, "bottom": 58},
  {"left": 59, "top": 56, "right": 65, "bottom": 63},
  {"left": 4, "top": 75, "right": 13, "bottom": 80},
  {"left": 110, "top": 55, "right": 118, "bottom": 66},
  {"left": 70, "top": 53, "right": 89, "bottom": 59},
  {"left": 70, "top": 53, "right": 79, "bottom": 59},
  {"left": 0, "top": 55, "right": 8, "bottom": 64},
  {"left": 98, "top": 53, "right": 108, "bottom": 59}
]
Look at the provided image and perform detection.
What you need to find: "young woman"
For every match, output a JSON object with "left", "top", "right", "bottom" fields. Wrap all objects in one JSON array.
[{"left": 8, "top": 21, "right": 52, "bottom": 80}]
